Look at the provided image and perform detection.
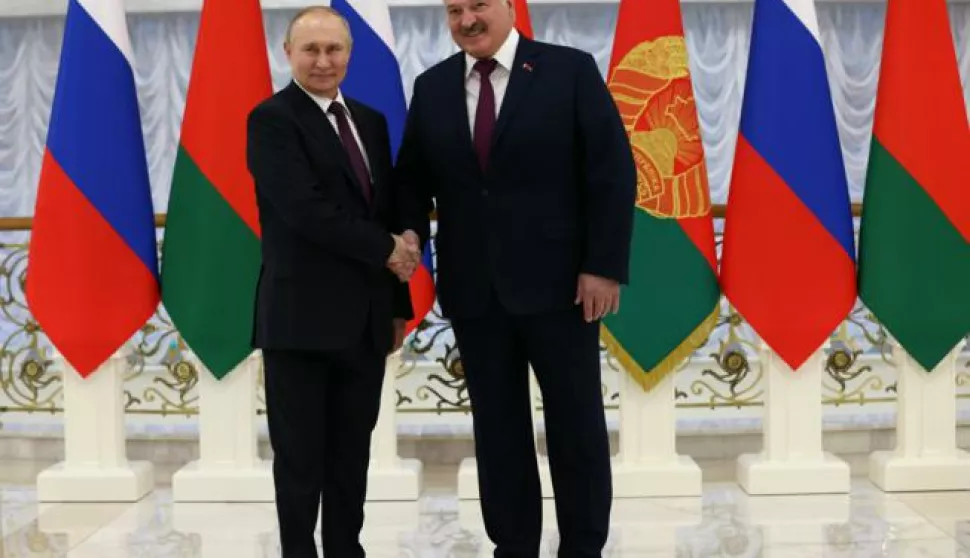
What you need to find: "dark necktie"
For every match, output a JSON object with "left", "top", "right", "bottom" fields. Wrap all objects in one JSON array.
[
  {"left": 473, "top": 58, "right": 498, "bottom": 171},
  {"left": 328, "top": 101, "right": 372, "bottom": 203}
]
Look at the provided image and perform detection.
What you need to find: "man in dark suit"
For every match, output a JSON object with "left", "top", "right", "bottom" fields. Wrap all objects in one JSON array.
[
  {"left": 394, "top": 0, "right": 636, "bottom": 556},
  {"left": 246, "top": 7, "right": 420, "bottom": 558}
]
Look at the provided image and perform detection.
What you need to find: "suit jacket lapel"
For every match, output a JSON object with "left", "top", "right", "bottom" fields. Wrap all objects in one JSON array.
[
  {"left": 282, "top": 82, "right": 370, "bottom": 207},
  {"left": 491, "top": 38, "right": 540, "bottom": 149}
]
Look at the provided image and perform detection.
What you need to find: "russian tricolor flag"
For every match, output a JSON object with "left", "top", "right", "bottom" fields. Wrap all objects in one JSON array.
[
  {"left": 26, "top": 0, "right": 159, "bottom": 377},
  {"left": 332, "top": 0, "right": 435, "bottom": 335},
  {"left": 720, "top": 0, "right": 856, "bottom": 370}
]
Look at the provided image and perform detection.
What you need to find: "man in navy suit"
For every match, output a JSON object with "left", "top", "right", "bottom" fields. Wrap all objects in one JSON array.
[{"left": 395, "top": 0, "right": 637, "bottom": 555}]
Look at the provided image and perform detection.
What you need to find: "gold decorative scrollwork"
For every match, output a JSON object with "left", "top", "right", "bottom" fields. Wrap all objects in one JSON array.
[
  {"left": 844, "top": 304, "right": 891, "bottom": 361},
  {"left": 689, "top": 309, "right": 763, "bottom": 408},
  {"left": 404, "top": 317, "right": 439, "bottom": 359},
  {"left": 956, "top": 350, "right": 970, "bottom": 399},
  {"left": 956, "top": 372, "right": 970, "bottom": 390},
  {"left": 2, "top": 226, "right": 954, "bottom": 420},
  {"left": 0, "top": 241, "right": 62, "bottom": 414},
  {"left": 135, "top": 342, "right": 198, "bottom": 416},
  {"left": 823, "top": 323, "right": 886, "bottom": 405},
  {"left": 414, "top": 341, "right": 470, "bottom": 413},
  {"left": 128, "top": 306, "right": 180, "bottom": 382}
]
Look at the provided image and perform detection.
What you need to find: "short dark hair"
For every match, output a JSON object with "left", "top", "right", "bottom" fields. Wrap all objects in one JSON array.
[{"left": 284, "top": 6, "right": 353, "bottom": 47}]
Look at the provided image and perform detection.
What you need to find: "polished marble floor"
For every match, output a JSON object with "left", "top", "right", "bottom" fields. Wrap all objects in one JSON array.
[{"left": 2, "top": 464, "right": 970, "bottom": 557}]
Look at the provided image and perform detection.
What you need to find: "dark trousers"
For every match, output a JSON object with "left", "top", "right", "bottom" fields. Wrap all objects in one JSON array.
[
  {"left": 451, "top": 301, "right": 612, "bottom": 558},
  {"left": 263, "top": 342, "right": 386, "bottom": 558}
]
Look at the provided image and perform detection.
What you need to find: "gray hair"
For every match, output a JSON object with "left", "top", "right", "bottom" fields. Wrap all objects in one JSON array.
[
  {"left": 285, "top": 6, "right": 353, "bottom": 47},
  {"left": 442, "top": 0, "right": 512, "bottom": 7}
]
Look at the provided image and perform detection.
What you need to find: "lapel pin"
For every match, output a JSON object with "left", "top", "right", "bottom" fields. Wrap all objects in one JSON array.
[{"left": 522, "top": 62, "right": 534, "bottom": 73}]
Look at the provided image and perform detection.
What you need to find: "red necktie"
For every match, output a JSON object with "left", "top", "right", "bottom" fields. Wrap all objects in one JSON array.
[
  {"left": 473, "top": 59, "right": 498, "bottom": 171},
  {"left": 328, "top": 101, "right": 372, "bottom": 203}
]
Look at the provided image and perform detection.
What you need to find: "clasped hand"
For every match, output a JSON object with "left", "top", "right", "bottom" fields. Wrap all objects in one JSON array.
[{"left": 387, "top": 230, "right": 421, "bottom": 282}]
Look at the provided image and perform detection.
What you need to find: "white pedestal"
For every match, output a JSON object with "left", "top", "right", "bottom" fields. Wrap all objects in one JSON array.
[
  {"left": 37, "top": 347, "right": 154, "bottom": 502},
  {"left": 738, "top": 346, "right": 849, "bottom": 495},
  {"left": 458, "top": 368, "right": 552, "bottom": 500},
  {"left": 870, "top": 342, "right": 970, "bottom": 492},
  {"left": 457, "top": 458, "right": 482, "bottom": 500},
  {"left": 366, "top": 350, "right": 422, "bottom": 501},
  {"left": 612, "top": 369, "right": 701, "bottom": 497},
  {"left": 172, "top": 351, "right": 274, "bottom": 502}
]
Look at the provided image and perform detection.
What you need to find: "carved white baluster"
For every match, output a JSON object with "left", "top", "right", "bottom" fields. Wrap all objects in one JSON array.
[
  {"left": 367, "top": 349, "right": 422, "bottom": 500},
  {"left": 172, "top": 351, "right": 273, "bottom": 502},
  {"left": 870, "top": 339, "right": 970, "bottom": 491},
  {"left": 612, "top": 368, "right": 702, "bottom": 496},
  {"left": 737, "top": 343, "right": 850, "bottom": 494}
]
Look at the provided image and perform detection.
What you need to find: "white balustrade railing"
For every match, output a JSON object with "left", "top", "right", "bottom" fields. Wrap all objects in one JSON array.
[{"left": 20, "top": 337, "right": 969, "bottom": 502}]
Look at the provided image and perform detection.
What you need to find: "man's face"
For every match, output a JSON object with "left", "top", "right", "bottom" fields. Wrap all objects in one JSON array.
[
  {"left": 444, "top": 0, "right": 515, "bottom": 60},
  {"left": 285, "top": 12, "right": 351, "bottom": 98}
]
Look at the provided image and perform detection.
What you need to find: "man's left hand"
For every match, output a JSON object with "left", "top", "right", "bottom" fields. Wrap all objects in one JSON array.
[
  {"left": 391, "top": 318, "right": 407, "bottom": 353},
  {"left": 575, "top": 273, "right": 620, "bottom": 322}
]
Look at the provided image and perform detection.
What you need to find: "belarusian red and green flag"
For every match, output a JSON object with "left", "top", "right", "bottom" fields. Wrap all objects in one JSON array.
[
  {"left": 601, "top": 0, "right": 720, "bottom": 391},
  {"left": 858, "top": 0, "right": 970, "bottom": 372},
  {"left": 512, "top": 0, "right": 534, "bottom": 38},
  {"left": 160, "top": 0, "right": 271, "bottom": 379}
]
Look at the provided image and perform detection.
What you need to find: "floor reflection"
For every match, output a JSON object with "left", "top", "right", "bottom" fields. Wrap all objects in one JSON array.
[{"left": 0, "top": 479, "right": 968, "bottom": 557}]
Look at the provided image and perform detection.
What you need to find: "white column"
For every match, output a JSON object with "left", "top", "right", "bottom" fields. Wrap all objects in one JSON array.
[
  {"left": 458, "top": 367, "right": 551, "bottom": 499},
  {"left": 366, "top": 350, "right": 422, "bottom": 501},
  {"left": 37, "top": 346, "right": 154, "bottom": 502},
  {"left": 870, "top": 340, "right": 970, "bottom": 491},
  {"left": 612, "top": 368, "right": 702, "bottom": 497},
  {"left": 737, "top": 344, "right": 850, "bottom": 495},
  {"left": 172, "top": 351, "right": 273, "bottom": 502}
]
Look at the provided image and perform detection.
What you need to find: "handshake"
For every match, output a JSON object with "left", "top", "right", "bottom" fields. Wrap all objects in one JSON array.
[{"left": 387, "top": 230, "right": 422, "bottom": 282}]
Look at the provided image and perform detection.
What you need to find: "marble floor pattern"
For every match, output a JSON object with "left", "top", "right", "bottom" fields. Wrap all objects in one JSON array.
[{"left": 2, "top": 464, "right": 970, "bottom": 557}]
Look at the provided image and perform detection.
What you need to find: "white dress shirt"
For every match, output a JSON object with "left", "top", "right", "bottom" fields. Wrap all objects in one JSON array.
[
  {"left": 465, "top": 29, "right": 521, "bottom": 136},
  {"left": 294, "top": 81, "right": 371, "bottom": 173}
]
